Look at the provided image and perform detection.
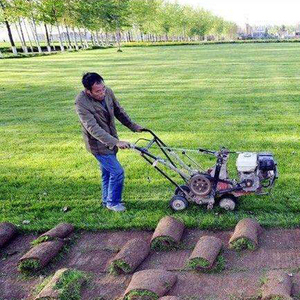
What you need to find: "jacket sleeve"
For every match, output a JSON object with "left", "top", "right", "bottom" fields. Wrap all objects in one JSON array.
[
  {"left": 75, "top": 101, "right": 119, "bottom": 148},
  {"left": 110, "top": 89, "right": 140, "bottom": 132}
]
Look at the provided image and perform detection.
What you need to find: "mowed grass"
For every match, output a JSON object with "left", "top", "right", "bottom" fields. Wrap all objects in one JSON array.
[{"left": 0, "top": 43, "right": 299, "bottom": 232}]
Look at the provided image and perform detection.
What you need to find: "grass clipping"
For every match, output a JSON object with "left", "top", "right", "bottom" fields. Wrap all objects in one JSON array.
[
  {"left": 124, "top": 289, "right": 159, "bottom": 300},
  {"left": 230, "top": 237, "right": 256, "bottom": 251},
  {"left": 187, "top": 254, "right": 225, "bottom": 273},
  {"left": 35, "top": 268, "right": 87, "bottom": 300}
]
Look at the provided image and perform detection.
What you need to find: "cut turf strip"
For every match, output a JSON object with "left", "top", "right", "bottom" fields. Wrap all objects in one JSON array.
[
  {"left": 32, "top": 223, "right": 74, "bottom": 245},
  {"left": 35, "top": 268, "right": 87, "bottom": 300},
  {"left": 229, "top": 218, "right": 262, "bottom": 251},
  {"left": 0, "top": 222, "right": 17, "bottom": 248},
  {"left": 151, "top": 217, "right": 185, "bottom": 251},
  {"left": 261, "top": 270, "right": 292, "bottom": 300},
  {"left": 187, "top": 236, "right": 223, "bottom": 272},
  {"left": 109, "top": 238, "right": 150, "bottom": 275},
  {"left": 124, "top": 269, "right": 177, "bottom": 300},
  {"left": 18, "top": 240, "right": 64, "bottom": 273}
]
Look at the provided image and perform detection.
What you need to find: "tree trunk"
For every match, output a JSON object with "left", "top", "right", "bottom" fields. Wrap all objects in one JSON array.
[
  {"left": 65, "top": 25, "right": 73, "bottom": 50},
  {"left": 23, "top": 18, "right": 34, "bottom": 52},
  {"left": 105, "top": 31, "right": 109, "bottom": 45},
  {"left": 90, "top": 32, "right": 96, "bottom": 46},
  {"left": 77, "top": 28, "right": 85, "bottom": 49},
  {"left": 56, "top": 23, "right": 65, "bottom": 51},
  {"left": 72, "top": 28, "right": 79, "bottom": 50},
  {"left": 18, "top": 19, "right": 28, "bottom": 53},
  {"left": 84, "top": 29, "right": 89, "bottom": 48},
  {"left": 0, "top": 49, "right": 3, "bottom": 58},
  {"left": 15, "top": 23, "right": 28, "bottom": 53},
  {"left": 31, "top": 18, "right": 42, "bottom": 53},
  {"left": 4, "top": 20, "right": 18, "bottom": 55},
  {"left": 116, "top": 28, "right": 122, "bottom": 52},
  {"left": 49, "top": 25, "right": 56, "bottom": 50},
  {"left": 44, "top": 23, "right": 51, "bottom": 52}
]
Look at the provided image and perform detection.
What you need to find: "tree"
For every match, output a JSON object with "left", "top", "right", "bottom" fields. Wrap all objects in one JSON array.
[
  {"left": 189, "top": 8, "right": 214, "bottom": 40},
  {"left": 0, "top": 0, "right": 18, "bottom": 55}
]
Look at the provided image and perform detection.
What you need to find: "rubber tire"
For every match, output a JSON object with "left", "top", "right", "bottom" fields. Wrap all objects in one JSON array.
[
  {"left": 219, "top": 197, "right": 236, "bottom": 211},
  {"left": 170, "top": 195, "right": 189, "bottom": 211},
  {"left": 174, "top": 185, "right": 190, "bottom": 197}
]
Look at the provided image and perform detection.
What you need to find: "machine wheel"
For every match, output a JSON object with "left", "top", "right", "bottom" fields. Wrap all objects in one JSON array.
[
  {"left": 175, "top": 185, "right": 190, "bottom": 197},
  {"left": 170, "top": 195, "right": 189, "bottom": 211},
  {"left": 219, "top": 197, "right": 236, "bottom": 211}
]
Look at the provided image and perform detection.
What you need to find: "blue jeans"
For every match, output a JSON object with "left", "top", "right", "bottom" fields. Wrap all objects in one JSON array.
[{"left": 94, "top": 154, "right": 124, "bottom": 206}]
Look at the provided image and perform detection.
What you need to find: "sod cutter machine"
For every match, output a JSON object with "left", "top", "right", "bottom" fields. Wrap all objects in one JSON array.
[{"left": 130, "top": 129, "right": 278, "bottom": 211}]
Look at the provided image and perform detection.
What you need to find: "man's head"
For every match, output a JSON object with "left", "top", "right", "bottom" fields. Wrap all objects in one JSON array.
[{"left": 82, "top": 72, "right": 106, "bottom": 101}]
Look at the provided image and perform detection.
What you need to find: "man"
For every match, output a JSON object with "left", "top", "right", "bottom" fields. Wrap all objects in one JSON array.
[{"left": 75, "top": 72, "right": 144, "bottom": 212}]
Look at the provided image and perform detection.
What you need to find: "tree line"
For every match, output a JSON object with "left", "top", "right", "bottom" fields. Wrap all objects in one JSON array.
[{"left": 0, "top": 0, "right": 238, "bottom": 56}]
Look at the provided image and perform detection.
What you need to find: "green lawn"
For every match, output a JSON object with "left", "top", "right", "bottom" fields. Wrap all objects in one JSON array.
[{"left": 0, "top": 43, "right": 299, "bottom": 232}]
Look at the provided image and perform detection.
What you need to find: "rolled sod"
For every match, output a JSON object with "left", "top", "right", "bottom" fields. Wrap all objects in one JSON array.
[
  {"left": 124, "top": 269, "right": 177, "bottom": 300},
  {"left": 109, "top": 238, "right": 150, "bottom": 275},
  {"left": 35, "top": 268, "right": 87, "bottom": 300},
  {"left": 35, "top": 268, "right": 68, "bottom": 299},
  {"left": 229, "top": 218, "right": 262, "bottom": 251},
  {"left": 0, "top": 222, "right": 17, "bottom": 248},
  {"left": 261, "top": 270, "right": 292, "bottom": 300},
  {"left": 151, "top": 216, "right": 185, "bottom": 251},
  {"left": 187, "top": 236, "right": 223, "bottom": 271},
  {"left": 19, "top": 240, "right": 64, "bottom": 272},
  {"left": 38, "top": 223, "right": 74, "bottom": 240}
]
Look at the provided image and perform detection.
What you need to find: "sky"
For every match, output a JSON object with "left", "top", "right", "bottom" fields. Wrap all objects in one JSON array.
[{"left": 172, "top": 0, "right": 300, "bottom": 27}]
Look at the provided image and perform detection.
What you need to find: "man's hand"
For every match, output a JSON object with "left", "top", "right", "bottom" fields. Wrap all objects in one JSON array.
[
  {"left": 116, "top": 141, "right": 131, "bottom": 149},
  {"left": 135, "top": 125, "right": 145, "bottom": 132}
]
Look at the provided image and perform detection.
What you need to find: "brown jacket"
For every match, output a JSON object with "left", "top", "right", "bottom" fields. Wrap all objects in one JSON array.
[{"left": 75, "top": 87, "right": 140, "bottom": 155}]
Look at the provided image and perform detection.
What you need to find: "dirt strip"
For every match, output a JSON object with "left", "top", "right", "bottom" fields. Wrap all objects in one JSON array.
[{"left": 2, "top": 229, "right": 300, "bottom": 300}]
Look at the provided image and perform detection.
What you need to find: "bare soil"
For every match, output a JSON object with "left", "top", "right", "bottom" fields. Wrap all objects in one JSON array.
[{"left": 1, "top": 228, "right": 300, "bottom": 300}]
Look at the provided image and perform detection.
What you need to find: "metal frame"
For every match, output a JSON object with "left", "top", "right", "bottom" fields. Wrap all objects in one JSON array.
[{"left": 130, "top": 129, "right": 277, "bottom": 201}]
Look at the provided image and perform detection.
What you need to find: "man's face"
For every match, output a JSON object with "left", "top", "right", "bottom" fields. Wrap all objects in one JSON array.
[{"left": 88, "top": 82, "right": 106, "bottom": 101}]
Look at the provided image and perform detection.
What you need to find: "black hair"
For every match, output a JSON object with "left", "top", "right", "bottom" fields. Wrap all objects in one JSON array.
[{"left": 82, "top": 72, "right": 104, "bottom": 91}]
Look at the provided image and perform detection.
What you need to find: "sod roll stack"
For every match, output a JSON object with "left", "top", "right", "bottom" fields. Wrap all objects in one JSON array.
[
  {"left": 109, "top": 238, "right": 150, "bottom": 275},
  {"left": 187, "top": 236, "right": 223, "bottom": 271},
  {"left": 229, "top": 218, "right": 262, "bottom": 251},
  {"left": 151, "top": 216, "right": 185, "bottom": 251},
  {"left": 19, "top": 240, "right": 64, "bottom": 272},
  {"left": 261, "top": 270, "right": 292, "bottom": 300},
  {"left": 0, "top": 222, "right": 17, "bottom": 248},
  {"left": 124, "top": 269, "right": 177, "bottom": 300}
]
